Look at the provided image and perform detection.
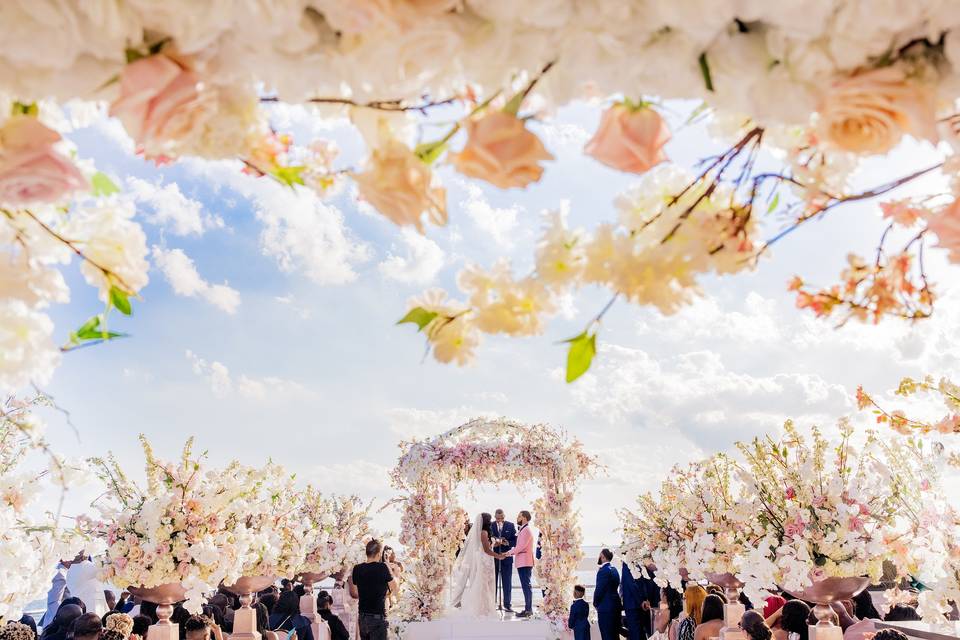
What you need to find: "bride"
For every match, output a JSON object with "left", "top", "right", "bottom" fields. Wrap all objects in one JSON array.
[{"left": 449, "top": 512, "right": 508, "bottom": 617}]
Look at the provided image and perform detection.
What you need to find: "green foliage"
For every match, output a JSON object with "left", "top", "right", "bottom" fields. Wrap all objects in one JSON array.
[
  {"left": 414, "top": 141, "right": 447, "bottom": 165},
  {"left": 109, "top": 286, "right": 132, "bottom": 316},
  {"left": 66, "top": 315, "right": 127, "bottom": 348},
  {"left": 91, "top": 172, "right": 121, "bottom": 197},
  {"left": 698, "top": 52, "right": 714, "bottom": 92},
  {"left": 563, "top": 331, "right": 597, "bottom": 383},
  {"left": 766, "top": 192, "right": 780, "bottom": 214},
  {"left": 396, "top": 307, "right": 438, "bottom": 332},
  {"left": 271, "top": 165, "right": 306, "bottom": 188},
  {"left": 11, "top": 102, "right": 38, "bottom": 117}
]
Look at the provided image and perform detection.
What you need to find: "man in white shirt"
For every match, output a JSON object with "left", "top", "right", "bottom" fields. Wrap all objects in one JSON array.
[{"left": 65, "top": 553, "right": 109, "bottom": 616}]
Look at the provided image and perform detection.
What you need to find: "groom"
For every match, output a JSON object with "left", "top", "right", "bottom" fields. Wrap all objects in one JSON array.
[
  {"left": 507, "top": 510, "right": 535, "bottom": 617},
  {"left": 491, "top": 508, "right": 516, "bottom": 612}
]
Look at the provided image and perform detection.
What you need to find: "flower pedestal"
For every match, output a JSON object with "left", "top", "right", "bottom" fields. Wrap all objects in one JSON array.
[
  {"left": 128, "top": 584, "right": 187, "bottom": 640},
  {"left": 224, "top": 576, "right": 277, "bottom": 640},
  {"left": 707, "top": 573, "right": 746, "bottom": 640},
  {"left": 787, "top": 577, "right": 870, "bottom": 640},
  {"left": 298, "top": 573, "right": 331, "bottom": 640}
]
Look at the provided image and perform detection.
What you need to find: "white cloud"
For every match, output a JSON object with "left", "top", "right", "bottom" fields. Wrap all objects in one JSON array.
[
  {"left": 385, "top": 406, "right": 499, "bottom": 439},
  {"left": 151, "top": 246, "right": 241, "bottom": 314},
  {"left": 127, "top": 176, "right": 222, "bottom": 236},
  {"left": 184, "top": 159, "right": 371, "bottom": 284},
  {"left": 185, "top": 350, "right": 313, "bottom": 400},
  {"left": 539, "top": 121, "right": 591, "bottom": 149},
  {"left": 460, "top": 183, "right": 521, "bottom": 248},
  {"left": 378, "top": 228, "right": 445, "bottom": 284}
]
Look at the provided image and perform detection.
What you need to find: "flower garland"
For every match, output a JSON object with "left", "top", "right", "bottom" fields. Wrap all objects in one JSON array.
[
  {"left": 6, "top": 3, "right": 960, "bottom": 390},
  {"left": 391, "top": 418, "right": 596, "bottom": 631}
]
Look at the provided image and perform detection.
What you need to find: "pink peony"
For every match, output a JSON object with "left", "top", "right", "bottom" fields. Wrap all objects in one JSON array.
[
  {"left": 585, "top": 104, "right": 670, "bottom": 174},
  {"left": 109, "top": 54, "right": 204, "bottom": 154},
  {"left": 0, "top": 116, "right": 87, "bottom": 205}
]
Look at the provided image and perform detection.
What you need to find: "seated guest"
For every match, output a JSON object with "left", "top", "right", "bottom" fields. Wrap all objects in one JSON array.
[
  {"left": 852, "top": 591, "right": 880, "bottom": 621},
  {"left": 763, "top": 596, "right": 786, "bottom": 620},
  {"left": 872, "top": 630, "right": 909, "bottom": 640},
  {"left": 17, "top": 616, "right": 37, "bottom": 639},
  {"left": 694, "top": 594, "right": 725, "bottom": 640},
  {"left": 679, "top": 586, "right": 707, "bottom": 640},
  {"left": 70, "top": 613, "right": 103, "bottom": 640},
  {"left": 0, "top": 623, "right": 36, "bottom": 640},
  {"left": 131, "top": 616, "right": 151, "bottom": 640},
  {"left": 885, "top": 605, "right": 920, "bottom": 622},
  {"left": 773, "top": 600, "right": 810, "bottom": 640},
  {"left": 268, "top": 591, "right": 314, "bottom": 640},
  {"left": 101, "top": 630, "right": 127, "bottom": 640},
  {"left": 104, "top": 613, "right": 134, "bottom": 639},
  {"left": 741, "top": 611, "right": 772, "bottom": 640},
  {"left": 259, "top": 593, "right": 278, "bottom": 616},
  {"left": 138, "top": 603, "right": 158, "bottom": 625},
  {"left": 40, "top": 604, "right": 83, "bottom": 640},
  {"left": 183, "top": 615, "right": 221, "bottom": 640},
  {"left": 317, "top": 592, "right": 349, "bottom": 640},
  {"left": 568, "top": 585, "right": 590, "bottom": 640},
  {"left": 656, "top": 587, "right": 684, "bottom": 640}
]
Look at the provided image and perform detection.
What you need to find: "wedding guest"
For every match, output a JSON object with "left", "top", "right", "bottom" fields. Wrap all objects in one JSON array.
[
  {"left": 508, "top": 511, "right": 535, "bottom": 618},
  {"left": 852, "top": 591, "right": 880, "bottom": 621},
  {"left": 268, "top": 592, "right": 312, "bottom": 640},
  {"left": 184, "top": 615, "right": 223, "bottom": 640},
  {"left": 763, "top": 596, "right": 786, "bottom": 619},
  {"left": 773, "top": 600, "right": 810, "bottom": 640},
  {"left": 884, "top": 605, "right": 921, "bottom": 622},
  {"left": 259, "top": 593, "right": 278, "bottom": 616},
  {"left": 39, "top": 605, "right": 83, "bottom": 640},
  {"left": 281, "top": 580, "right": 293, "bottom": 592},
  {"left": 17, "top": 616, "right": 37, "bottom": 639},
  {"left": 693, "top": 594, "right": 724, "bottom": 640},
  {"left": 131, "top": 616, "right": 151, "bottom": 640},
  {"left": 66, "top": 554, "right": 109, "bottom": 616},
  {"left": 620, "top": 562, "right": 645, "bottom": 640},
  {"left": 594, "top": 549, "right": 622, "bottom": 640},
  {"left": 638, "top": 563, "right": 661, "bottom": 638},
  {"left": 317, "top": 592, "right": 349, "bottom": 640},
  {"left": 102, "top": 629, "right": 126, "bottom": 640},
  {"left": 0, "top": 623, "right": 36, "bottom": 640},
  {"left": 872, "top": 630, "right": 909, "bottom": 640},
  {"left": 741, "top": 610, "right": 773, "bottom": 640},
  {"left": 350, "top": 539, "right": 395, "bottom": 640},
  {"left": 656, "top": 587, "right": 683, "bottom": 640},
  {"left": 104, "top": 613, "right": 134, "bottom": 639},
  {"left": 678, "top": 585, "right": 707, "bottom": 640},
  {"left": 40, "top": 560, "right": 72, "bottom": 627},
  {"left": 331, "top": 571, "right": 357, "bottom": 640},
  {"left": 381, "top": 546, "right": 403, "bottom": 608},
  {"left": 491, "top": 509, "right": 517, "bottom": 613},
  {"left": 71, "top": 613, "right": 103, "bottom": 640},
  {"left": 568, "top": 585, "right": 590, "bottom": 640}
]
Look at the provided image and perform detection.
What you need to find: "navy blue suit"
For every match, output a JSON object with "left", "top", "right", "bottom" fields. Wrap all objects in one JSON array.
[
  {"left": 491, "top": 520, "right": 516, "bottom": 609},
  {"left": 569, "top": 599, "right": 590, "bottom": 640},
  {"left": 593, "top": 563, "right": 622, "bottom": 640},
  {"left": 621, "top": 563, "right": 645, "bottom": 640},
  {"left": 637, "top": 566, "right": 659, "bottom": 637}
]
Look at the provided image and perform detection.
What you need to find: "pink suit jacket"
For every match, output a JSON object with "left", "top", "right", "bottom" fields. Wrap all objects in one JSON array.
[{"left": 510, "top": 525, "right": 535, "bottom": 568}]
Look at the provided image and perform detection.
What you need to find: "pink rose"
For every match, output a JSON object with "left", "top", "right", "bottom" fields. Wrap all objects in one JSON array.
[
  {"left": 109, "top": 54, "right": 204, "bottom": 155},
  {"left": 450, "top": 111, "right": 553, "bottom": 189},
  {"left": 585, "top": 104, "right": 670, "bottom": 174},
  {"left": 785, "top": 486, "right": 796, "bottom": 500},
  {"left": 0, "top": 116, "right": 86, "bottom": 205},
  {"left": 784, "top": 517, "right": 805, "bottom": 538}
]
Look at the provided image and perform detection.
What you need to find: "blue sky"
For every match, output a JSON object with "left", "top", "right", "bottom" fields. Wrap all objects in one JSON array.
[{"left": 35, "top": 101, "right": 960, "bottom": 545}]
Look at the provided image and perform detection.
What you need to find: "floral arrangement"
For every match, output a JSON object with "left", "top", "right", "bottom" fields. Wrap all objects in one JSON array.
[
  {"left": 857, "top": 376, "right": 960, "bottom": 439},
  {"left": 6, "top": 3, "right": 960, "bottom": 389},
  {"left": 0, "top": 395, "right": 84, "bottom": 620},
  {"left": 391, "top": 418, "right": 596, "bottom": 630},
  {"left": 298, "top": 492, "right": 374, "bottom": 578},
  {"left": 89, "top": 436, "right": 268, "bottom": 612},
  {"left": 621, "top": 419, "right": 951, "bottom": 617}
]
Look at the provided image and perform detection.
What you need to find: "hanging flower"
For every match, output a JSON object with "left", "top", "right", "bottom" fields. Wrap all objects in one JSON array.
[
  {"left": 585, "top": 103, "right": 670, "bottom": 174},
  {"left": 0, "top": 116, "right": 86, "bottom": 205},
  {"left": 450, "top": 111, "right": 553, "bottom": 189}
]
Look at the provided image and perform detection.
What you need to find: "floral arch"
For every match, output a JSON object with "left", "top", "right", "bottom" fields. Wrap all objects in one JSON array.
[{"left": 390, "top": 417, "right": 597, "bottom": 629}]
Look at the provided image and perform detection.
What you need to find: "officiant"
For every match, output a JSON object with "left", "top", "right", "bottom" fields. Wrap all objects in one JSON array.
[{"left": 491, "top": 508, "right": 517, "bottom": 612}]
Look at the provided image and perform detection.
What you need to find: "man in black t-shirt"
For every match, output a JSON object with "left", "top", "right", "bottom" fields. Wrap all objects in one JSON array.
[{"left": 349, "top": 539, "right": 395, "bottom": 640}]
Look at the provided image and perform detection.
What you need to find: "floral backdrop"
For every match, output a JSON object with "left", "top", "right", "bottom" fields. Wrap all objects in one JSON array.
[{"left": 390, "top": 417, "right": 596, "bottom": 631}]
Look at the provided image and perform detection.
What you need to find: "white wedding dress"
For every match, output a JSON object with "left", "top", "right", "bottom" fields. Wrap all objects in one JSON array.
[{"left": 448, "top": 514, "right": 496, "bottom": 618}]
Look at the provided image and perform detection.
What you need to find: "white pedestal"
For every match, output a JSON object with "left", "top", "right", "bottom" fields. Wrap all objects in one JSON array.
[
  {"left": 404, "top": 619, "right": 552, "bottom": 639},
  {"left": 231, "top": 607, "right": 261, "bottom": 640},
  {"left": 720, "top": 603, "right": 746, "bottom": 640},
  {"left": 148, "top": 623, "right": 179, "bottom": 640},
  {"left": 299, "top": 593, "right": 331, "bottom": 640},
  {"left": 810, "top": 625, "right": 843, "bottom": 640}
]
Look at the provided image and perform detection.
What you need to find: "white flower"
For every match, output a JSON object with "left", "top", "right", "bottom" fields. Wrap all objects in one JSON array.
[
  {"left": 65, "top": 200, "right": 149, "bottom": 300},
  {"left": 0, "top": 301, "right": 60, "bottom": 393}
]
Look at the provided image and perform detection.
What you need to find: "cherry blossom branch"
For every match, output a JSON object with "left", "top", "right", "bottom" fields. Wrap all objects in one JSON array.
[{"left": 260, "top": 95, "right": 460, "bottom": 114}]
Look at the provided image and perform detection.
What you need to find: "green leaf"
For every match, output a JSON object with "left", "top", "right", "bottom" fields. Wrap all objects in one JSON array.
[
  {"left": 502, "top": 91, "right": 524, "bottom": 117},
  {"left": 414, "top": 141, "right": 447, "bottom": 165},
  {"left": 683, "top": 101, "right": 711, "bottom": 126},
  {"left": 563, "top": 331, "right": 597, "bottom": 383},
  {"left": 698, "top": 52, "right": 714, "bottom": 92},
  {"left": 91, "top": 172, "right": 120, "bottom": 197},
  {"left": 271, "top": 165, "right": 306, "bottom": 188},
  {"left": 11, "top": 101, "right": 38, "bottom": 117},
  {"left": 396, "top": 307, "right": 438, "bottom": 332},
  {"left": 109, "top": 286, "right": 132, "bottom": 316},
  {"left": 68, "top": 315, "right": 126, "bottom": 345},
  {"left": 124, "top": 48, "right": 145, "bottom": 64},
  {"left": 766, "top": 192, "right": 780, "bottom": 214}
]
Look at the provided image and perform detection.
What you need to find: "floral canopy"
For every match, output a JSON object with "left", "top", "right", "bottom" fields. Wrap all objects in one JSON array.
[{"left": 390, "top": 417, "right": 596, "bottom": 630}]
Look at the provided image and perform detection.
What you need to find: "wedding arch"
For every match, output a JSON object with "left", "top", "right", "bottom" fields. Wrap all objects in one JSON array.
[{"left": 390, "top": 417, "right": 597, "bottom": 629}]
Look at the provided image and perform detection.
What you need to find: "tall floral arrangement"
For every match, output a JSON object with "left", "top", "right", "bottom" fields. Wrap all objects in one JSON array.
[
  {"left": 391, "top": 418, "right": 595, "bottom": 630},
  {"left": 298, "top": 491, "right": 374, "bottom": 578},
  {"left": 0, "top": 395, "right": 84, "bottom": 620},
  {"left": 89, "top": 437, "right": 267, "bottom": 612}
]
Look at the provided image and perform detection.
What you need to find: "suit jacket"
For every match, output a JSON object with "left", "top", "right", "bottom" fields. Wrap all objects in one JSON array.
[
  {"left": 638, "top": 566, "right": 660, "bottom": 608},
  {"left": 569, "top": 599, "right": 590, "bottom": 640},
  {"left": 491, "top": 520, "right": 516, "bottom": 554},
  {"left": 510, "top": 524, "right": 535, "bottom": 568},
  {"left": 593, "top": 563, "right": 622, "bottom": 614},
  {"left": 620, "top": 562, "right": 643, "bottom": 610}
]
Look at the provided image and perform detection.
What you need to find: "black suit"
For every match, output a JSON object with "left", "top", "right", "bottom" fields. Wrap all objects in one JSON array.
[{"left": 491, "top": 520, "right": 516, "bottom": 609}]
